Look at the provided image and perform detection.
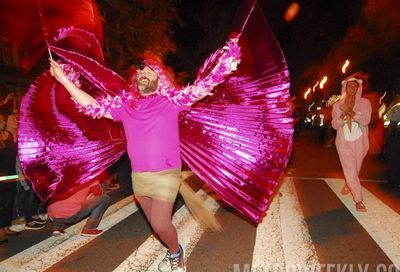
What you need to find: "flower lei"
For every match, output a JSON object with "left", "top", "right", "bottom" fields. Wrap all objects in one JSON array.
[{"left": 70, "top": 38, "right": 241, "bottom": 118}]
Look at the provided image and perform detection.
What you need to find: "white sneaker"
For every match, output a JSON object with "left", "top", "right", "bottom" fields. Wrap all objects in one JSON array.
[
  {"left": 9, "top": 223, "right": 25, "bottom": 232},
  {"left": 38, "top": 213, "right": 48, "bottom": 221},
  {"left": 158, "top": 245, "right": 186, "bottom": 272},
  {"left": 170, "top": 245, "right": 186, "bottom": 272},
  {"left": 158, "top": 250, "right": 171, "bottom": 272},
  {"left": 52, "top": 228, "right": 66, "bottom": 236}
]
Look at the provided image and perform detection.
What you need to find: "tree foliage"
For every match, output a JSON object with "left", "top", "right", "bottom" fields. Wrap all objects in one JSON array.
[{"left": 98, "top": 0, "right": 177, "bottom": 72}]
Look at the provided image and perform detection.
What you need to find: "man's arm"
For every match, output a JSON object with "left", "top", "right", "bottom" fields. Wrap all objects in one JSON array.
[
  {"left": 50, "top": 60, "right": 113, "bottom": 119},
  {"left": 160, "top": 38, "right": 241, "bottom": 106}
]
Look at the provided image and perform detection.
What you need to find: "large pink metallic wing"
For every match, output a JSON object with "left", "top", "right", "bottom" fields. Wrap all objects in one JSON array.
[
  {"left": 179, "top": 4, "right": 293, "bottom": 223},
  {"left": 18, "top": 71, "right": 126, "bottom": 202},
  {"left": 17, "top": 3, "right": 130, "bottom": 201}
]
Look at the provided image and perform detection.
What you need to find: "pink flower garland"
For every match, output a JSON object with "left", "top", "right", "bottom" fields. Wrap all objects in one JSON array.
[
  {"left": 72, "top": 91, "right": 133, "bottom": 119},
  {"left": 154, "top": 38, "right": 241, "bottom": 106},
  {"left": 62, "top": 63, "right": 82, "bottom": 88},
  {"left": 71, "top": 38, "right": 240, "bottom": 118}
]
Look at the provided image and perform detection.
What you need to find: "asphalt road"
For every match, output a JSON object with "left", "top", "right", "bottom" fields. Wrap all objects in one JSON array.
[{"left": 1, "top": 131, "right": 399, "bottom": 272}]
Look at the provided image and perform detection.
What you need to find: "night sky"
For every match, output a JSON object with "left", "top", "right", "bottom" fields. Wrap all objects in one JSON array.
[
  {"left": 1, "top": 0, "right": 399, "bottom": 100},
  {"left": 171, "top": 0, "right": 400, "bottom": 99}
]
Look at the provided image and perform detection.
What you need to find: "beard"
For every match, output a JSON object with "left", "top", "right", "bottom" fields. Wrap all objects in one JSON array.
[{"left": 137, "top": 77, "right": 158, "bottom": 95}]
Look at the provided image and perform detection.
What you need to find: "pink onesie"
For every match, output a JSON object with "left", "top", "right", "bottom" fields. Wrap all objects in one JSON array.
[{"left": 332, "top": 80, "right": 371, "bottom": 202}]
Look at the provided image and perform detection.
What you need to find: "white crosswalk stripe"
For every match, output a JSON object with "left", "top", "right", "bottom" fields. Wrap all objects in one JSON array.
[
  {"left": 252, "top": 178, "right": 319, "bottom": 271},
  {"left": 325, "top": 178, "right": 400, "bottom": 267}
]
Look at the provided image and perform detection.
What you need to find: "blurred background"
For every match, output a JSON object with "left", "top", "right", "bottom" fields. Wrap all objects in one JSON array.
[{"left": 1, "top": 0, "right": 399, "bottom": 134}]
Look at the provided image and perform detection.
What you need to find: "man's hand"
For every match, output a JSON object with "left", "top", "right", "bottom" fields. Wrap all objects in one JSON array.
[{"left": 49, "top": 59, "right": 67, "bottom": 83}]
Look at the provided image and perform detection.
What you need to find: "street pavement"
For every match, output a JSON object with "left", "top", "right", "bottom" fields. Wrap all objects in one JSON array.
[{"left": 0, "top": 131, "right": 399, "bottom": 272}]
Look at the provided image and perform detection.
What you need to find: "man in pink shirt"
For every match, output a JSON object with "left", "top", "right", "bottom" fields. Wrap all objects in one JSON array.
[
  {"left": 50, "top": 39, "right": 240, "bottom": 272},
  {"left": 48, "top": 181, "right": 110, "bottom": 236}
]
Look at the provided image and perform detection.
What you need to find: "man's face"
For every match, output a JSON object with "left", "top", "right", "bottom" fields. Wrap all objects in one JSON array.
[
  {"left": 136, "top": 66, "right": 158, "bottom": 96},
  {"left": 346, "top": 81, "right": 359, "bottom": 96}
]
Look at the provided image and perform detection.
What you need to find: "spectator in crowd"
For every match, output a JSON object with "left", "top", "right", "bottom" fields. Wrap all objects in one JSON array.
[
  {"left": 47, "top": 180, "right": 110, "bottom": 236},
  {"left": 12, "top": 157, "right": 48, "bottom": 231},
  {"left": 0, "top": 112, "right": 20, "bottom": 244},
  {"left": 4, "top": 104, "right": 49, "bottom": 232}
]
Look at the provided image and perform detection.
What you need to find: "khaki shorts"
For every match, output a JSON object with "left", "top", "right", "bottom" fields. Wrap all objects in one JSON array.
[{"left": 131, "top": 168, "right": 181, "bottom": 202}]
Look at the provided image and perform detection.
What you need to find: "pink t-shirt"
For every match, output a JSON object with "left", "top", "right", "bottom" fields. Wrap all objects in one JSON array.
[
  {"left": 110, "top": 95, "right": 189, "bottom": 172},
  {"left": 48, "top": 186, "right": 91, "bottom": 218}
]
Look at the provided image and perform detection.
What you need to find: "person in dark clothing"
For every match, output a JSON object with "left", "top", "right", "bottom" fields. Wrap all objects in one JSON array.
[
  {"left": 0, "top": 112, "right": 20, "bottom": 244},
  {"left": 14, "top": 157, "right": 48, "bottom": 230}
]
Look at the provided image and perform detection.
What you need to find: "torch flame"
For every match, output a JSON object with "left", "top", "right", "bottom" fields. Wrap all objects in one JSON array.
[
  {"left": 342, "top": 59, "right": 350, "bottom": 74},
  {"left": 304, "top": 88, "right": 311, "bottom": 99},
  {"left": 319, "top": 76, "right": 328, "bottom": 89}
]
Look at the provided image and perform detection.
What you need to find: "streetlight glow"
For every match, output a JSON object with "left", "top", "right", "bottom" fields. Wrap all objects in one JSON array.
[
  {"left": 319, "top": 76, "right": 328, "bottom": 89},
  {"left": 342, "top": 59, "right": 350, "bottom": 74}
]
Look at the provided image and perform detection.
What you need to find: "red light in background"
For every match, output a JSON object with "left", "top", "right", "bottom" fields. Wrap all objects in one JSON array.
[{"left": 284, "top": 2, "right": 300, "bottom": 22}]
